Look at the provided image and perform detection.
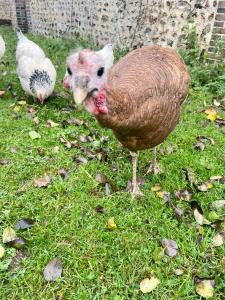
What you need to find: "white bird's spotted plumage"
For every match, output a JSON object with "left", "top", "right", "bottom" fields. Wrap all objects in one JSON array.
[{"left": 16, "top": 30, "right": 56, "bottom": 102}]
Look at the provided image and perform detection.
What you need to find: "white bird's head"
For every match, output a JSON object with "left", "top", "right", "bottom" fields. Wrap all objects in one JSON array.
[{"left": 30, "top": 69, "right": 54, "bottom": 104}]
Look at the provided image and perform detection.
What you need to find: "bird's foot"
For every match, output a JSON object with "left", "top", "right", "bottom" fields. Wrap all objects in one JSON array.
[
  {"left": 131, "top": 185, "right": 143, "bottom": 198},
  {"left": 145, "top": 161, "right": 162, "bottom": 175}
]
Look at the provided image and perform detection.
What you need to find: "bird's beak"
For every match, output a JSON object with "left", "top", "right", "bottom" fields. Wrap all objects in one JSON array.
[
  {"left": 38, "top": 94, "right": 45, "bottom": 104},
  {"left": 73, "top": 88, "right": 88, "bottom": 105}
]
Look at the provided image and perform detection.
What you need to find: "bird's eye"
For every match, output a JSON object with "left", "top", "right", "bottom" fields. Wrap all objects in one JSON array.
[
  {"left": 67, "top": 67, "right": 72, "bottom": 76},
  {"left": 97, "top": 67, "right": 104, "bottom": 77}
]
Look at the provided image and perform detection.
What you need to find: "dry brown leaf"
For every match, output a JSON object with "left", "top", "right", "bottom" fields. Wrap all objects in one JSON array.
[
  {"left": 174, "top": 268, "right": 184, "bottom": 276},
  {"left": 0, "top": 91, "right": 5, "bottom": 97},
  {"left": 193, "top": 209, "right": 211, "bottom": 225},
  {"left": 212, "top": 233, "right": 224, "bottom": 247},
  {"left": 45, "top": 119, "right": 59, "bottom": 128},
  {"left": 196, "top": 280, "right": 215, "bottom": 298},
  {"left": 161, "top": 238, "right": 178, "bottom": 257},
  {"left": 33, "top": 174, "right": 51, "bottom": 188},
  {"left": 43, "top": 258, "right": 62, "bottom": 282}
]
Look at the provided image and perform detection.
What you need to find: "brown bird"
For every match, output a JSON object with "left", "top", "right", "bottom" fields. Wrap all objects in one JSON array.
[{"left": 64, "top": 45, "right": 189, "bottom": 196}]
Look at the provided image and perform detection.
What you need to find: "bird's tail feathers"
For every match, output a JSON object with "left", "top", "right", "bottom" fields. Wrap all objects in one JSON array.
[{"left": 16, "top": 28, "right": 26, "bottom": 41}]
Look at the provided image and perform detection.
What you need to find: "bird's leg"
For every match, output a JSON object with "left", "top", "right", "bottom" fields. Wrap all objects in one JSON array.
[
  {"left": 130, "top": 151, "right": 143, "bottom": 197},
  {"left": 146, "top": 147, "right": 161, "bottom": 175}
]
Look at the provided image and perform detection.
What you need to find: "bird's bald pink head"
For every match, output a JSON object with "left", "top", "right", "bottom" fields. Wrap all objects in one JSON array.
[{"left": 64, "top": 45, "right": 114, "bottom": 116}]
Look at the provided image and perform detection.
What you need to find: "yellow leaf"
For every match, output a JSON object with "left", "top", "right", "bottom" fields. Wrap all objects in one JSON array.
[
  {"left": 196, "top": 280, "right": 214, "bottom": 298},
  {"left": 107, "top": 218, "right": 117, "bottom": 230},
  {"left": 151, "top": 184, "right": 161, "bottom": 192},
  {"left": 13, "top": 106, "right": 21, "bottom": 113},
  {"left": 18, "top": 101, "right": 27, "bottom": 106},
  {"left": 156, "top": 191, "right": 164, "bottom": 198},
  {"left": 199, "top": 226, "right": 205, "bottom": 236},
  {"left": 140, "top": 277, "right": 160, "bottom": 294},
  {"left": 206, "top": 182, "right": 213, "bottom": 189},
  {"left": 205, "top": 108, "right": 217, "bottom": 121},
  {"left": 3, "top": 227, "right": 17, "bottom": 243},
  {"left": 0, "top": 245, "right": 5, "bottom": 258}
]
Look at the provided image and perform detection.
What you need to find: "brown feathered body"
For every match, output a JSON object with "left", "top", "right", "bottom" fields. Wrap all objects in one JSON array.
[{"left": 97, "top": 45, "right": 189, "bottom": 152}]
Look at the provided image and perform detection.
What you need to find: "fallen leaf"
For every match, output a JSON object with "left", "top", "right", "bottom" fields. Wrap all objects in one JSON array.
[
  {"left": 205, "top": 108, "right": 217, "bottom": 121},
  {"left": 197, "top": 182, "right": 213, "bottom": 192},
  {"left": 95, "top": 205, "right": 105, "bottom": 214},
  {"left": 105, "top": 183, "right": 112, "bottom": 195},
  {"left": 210, "top": 175, "right": 223, "bottom": 181},
  {"left": 8, "top": 250, "right": 26, "bottom": 273},
  {"left": 193, "top": 208, "right": 211, "bottom": 225},
  {"left": 52, "top": 146, "right": 59, "bottom": 154},
  {"left": 95, "top": 173, "right": 109, "bottom": 184},
  {"left": 0, "top": 245, "right": 5, "bottom": 258},
  {"left": 174, "top": 269, "right": 184, "bottom": 276},
  {"left": 8, "top": 237, "right": 26, "bottom": 250},
  {"left": 33, "top": 174, "right": 51, "bottom": 188},
  {"left": 156, "top": 191, "right": 171, "bottom": 203},
  {"left": 58, "top": 168, "right": 68, "bottom": 180},
  {"left": 196, "top": 279, "right": 215, "bottom": 298},
  {"left": 18, "top": 100, "right": 27, "bottom": 106},
  {"left": 43, "top": 258, "right": 62, "bottom": 282},
  {"left": 184, "top": 168, "right": 197, "bottom": 185},
  {"left": 0, "top": 90, "right": 5, "bottom": 97},
  {"left": 45, "top": 119, "right": 59, "bottom": 128},
  {"left": 174, "top": 207, "right": 184, "bottom": 219},
  {"left": 13, "top": 106, "right": 21, "bottom": 113},
  {"left": 72, "top": 156, "right": 88, "bottom": 164},
  {"left": 215, "top": 118, "right": 225, "bottom": 127},
  {"left": 174, "top": 189, "right": 193, "bottom": 201},
  {"left": 15, "top": 219, "right": 34, "bottom": 230},
  {"left": 140, "top": 277, "right": 160, "bottom": 294},
  {"left": 213, "top": 99, "right": 220, "bottom": 107},
  {"left": 212, "top": 233, "right": 224, "bottom": 247},
  {"left": 195, "top": 140, "right": 205, "bottom": 151},
  {"left": 161, "top": 238, "right": 178, "bottom": 257},
  {"left": 33, "top": 117, "right": 39, "bottom": 125},
  {"left": 107, "top": 218, "right": 117, "bottom": 230},
  {"left": 66, "top": 118, "right": 83, "bottom": 126},
  {"left": 3, "top": 227, "right": 17, "bottom": 243},
  {"left": 151, "top": 184, "right": 162, "bottom": 192},
  {"left": 10, "top": 147, "right": 19, "bottom": 154},
  {"left": 0, "top": 159, "right": 11, "bottom": 165},
  {"left": 211, "top": 200, "right": 225, "bottom": 212},
  {"left": 29, "top": 131, "right": 41, "bottom": 140}
]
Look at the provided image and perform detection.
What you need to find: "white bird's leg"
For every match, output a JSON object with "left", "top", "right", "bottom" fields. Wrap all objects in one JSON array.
[
  {"left": 130, "top": 151, "right": 143, "bottom": 197},
  {"left": 146, "top": 147, "right": 161, "bottom": 175}
]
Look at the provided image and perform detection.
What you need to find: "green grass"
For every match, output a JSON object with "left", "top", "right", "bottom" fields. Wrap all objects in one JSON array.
[{"left": 0, "top": 25, "right": 225, "bottom": 300}]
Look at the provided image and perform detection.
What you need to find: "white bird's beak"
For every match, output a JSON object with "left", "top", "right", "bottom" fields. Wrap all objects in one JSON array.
[{"left": 73, "top": 88, "right": 88, "bottom": 105}]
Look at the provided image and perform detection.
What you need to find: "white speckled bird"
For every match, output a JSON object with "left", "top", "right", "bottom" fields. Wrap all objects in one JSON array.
[
  {"left": 0, "top": 35, "right": 5, "bottom": 60},
  {"left": 16, "top": 30, "right": 56, "bottom": 104}
]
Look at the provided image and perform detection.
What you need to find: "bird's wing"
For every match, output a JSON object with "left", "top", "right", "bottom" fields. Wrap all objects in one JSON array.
[
  {"left": 0, "top": 35, "right": 5, "bottom": 59},
  {"left": 43, "top": 58, "right": 57, "bottom": 82},
  {"left": 16, "top": 31, "right": 45, "bottom": 61}
]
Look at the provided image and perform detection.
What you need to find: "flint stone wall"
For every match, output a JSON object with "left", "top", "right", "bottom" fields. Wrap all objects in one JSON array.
[
  {"left": 0, "top": 1, "right": 222, "bottom": 52},
  {"left": 23, "top": 0, "right": 218, "bottom": 49},
  {"left": 0, "top": 0, "right": 11, "bottom": 24}
]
